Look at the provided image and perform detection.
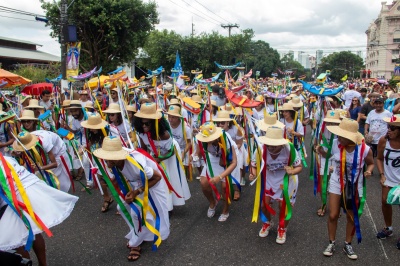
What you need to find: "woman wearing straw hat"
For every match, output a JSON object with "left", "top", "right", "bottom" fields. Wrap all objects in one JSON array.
[
  {"left": 0, "top": 104, "right": 14, "bottom": 156},
  {"left": 24, "top": 99, "right": 52, "bottom": 131},
  {"left": 195, "top": 122, "right": 238, "bottom": 222},
  {"left": 134, "top": 103, "right": 191, "bottom": 210},
  {"left": 214, "top": 110, "right": 243, "bottom": 200},
  {"left": 93, "top": 136, "right": 170, "bottom": 261},
  {"left": 317, "top": 118, "right": 374, "bottom": 260},
  {"left": 0, "top": 153, "right": 78, "bottom": 266},
  {"left": 252, "top": 95, "right": 266, "bottom": 121},
  {"left": 279, "top": 103, "right": 305, "bottom": 157},
  {"left": 313, "top": 110, "right": 341, "bottom": 217},
  {"left": 19, "top": 110, "right": 40, "bottom": 133},
  {"left": 80, "top": 113, "right": 116, "bottom": 212},
  {"left": 289, "top": 96, "right": 310, "bottom": 127},
  {"left": 12, "top": 130, "right": 72, "bottom": 193},
  {"left": 103, "top": 103, "right": 133, "bottom": 146},
  {"left": 167, "top": 105, "right": 192, "bottom": 177},
  {"left": 249, "top": 127, "right": 302, "bottom": 244},
  {"left": 376, "top": 114, "right": 400, "bottom": 248}
]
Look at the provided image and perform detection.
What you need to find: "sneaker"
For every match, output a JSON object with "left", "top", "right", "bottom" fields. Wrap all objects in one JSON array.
[
  {"left": 276, "top": 228, "right": 287, "bottom": 244},
  {"left": 343, "top": 244, "right": 358, "bottom": 260},
  {"left": 240, "top": 178, "right": 246, "bottom": 186},
  {"left": 323, "top": 243, "right": 335, "bottom": 257},
  {"left": 376, "top": 227, "right": 393, "bottom": 239},
  {"left": 396, "top": 238, "right": 400, "bottom": 250},
  {"left": 259, "top": 222, "right": 273, "bottom": 238},
  {"left": 207, "top": 206, "right": 216, "bottom": 218},
  {"left": 196, "top": 176, "right": 201, "bottom": 180},
  {"left": 218, "top": 213, "right": 229, "bottom": 222}
]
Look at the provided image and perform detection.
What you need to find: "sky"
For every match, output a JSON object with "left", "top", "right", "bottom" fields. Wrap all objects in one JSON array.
[{"left": 0, "top": 0, "right": 388, "bottom": 59}]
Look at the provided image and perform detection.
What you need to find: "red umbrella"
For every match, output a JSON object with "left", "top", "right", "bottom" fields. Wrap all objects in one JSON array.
[{"left": 21, "top": 83, "right": 53, "bottom": 96}]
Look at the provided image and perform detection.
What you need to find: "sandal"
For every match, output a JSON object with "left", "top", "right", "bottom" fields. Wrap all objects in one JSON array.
[
  {"left": 127, "top": 247, "right": 141, "bottom": 261},
  {"left": 218, "top": 213, "right": 229, "bottom": 222},
  {"left": 101, "top": 198, "right": 114, "bottom": 213},
  {"left": 233, "top": 190, "right": 240, "bottom": 201},
  {"left": 75, "top": 175, "right": 83, "bottom": 181}
]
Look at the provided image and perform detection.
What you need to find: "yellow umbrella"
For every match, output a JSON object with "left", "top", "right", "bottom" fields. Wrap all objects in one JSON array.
[{"left": 0, "top": 69, "right": 31, "bottom": 88}]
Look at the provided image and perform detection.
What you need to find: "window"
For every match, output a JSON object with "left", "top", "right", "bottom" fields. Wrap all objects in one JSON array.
[
  {"left": 394, "top": 30, "right": 400, "bottom": 43},
  {"left": 394, "top": 50, "right": 400, "bottom": 55}
]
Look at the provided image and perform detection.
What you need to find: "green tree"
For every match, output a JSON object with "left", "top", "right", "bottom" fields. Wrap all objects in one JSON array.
[
  {"left": 13, "top": 63, "right": 61, "bottom": 83},
  {"left": 318, "top": 51, "right": 364, "bottom": 82},
  {"left": 40, "top": 0, "right": 158, "bottom": 72},
  {"left": 279, "top": 55, "right": 306, "bottom": 77},
  {"left": 245, "top": 40, "right": 280, "bottom": 77}
]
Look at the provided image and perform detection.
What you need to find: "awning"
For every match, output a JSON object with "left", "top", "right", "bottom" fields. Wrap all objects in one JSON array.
[
  {"left": 0, "top": 69, "right": 31, "bottom": 88},
  {"left": 22, "top": 82, "right": 53, "bottom": 96}
]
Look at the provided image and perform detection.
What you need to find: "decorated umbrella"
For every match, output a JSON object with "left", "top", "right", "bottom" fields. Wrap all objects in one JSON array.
[
  {"left": 377, "top": 79, "right": 388, "bottom": 85},
  {"left": 0, "top": 69, "right": 31, "bottom": 88},
  {"left": 21, "top": 83, "right": 53, "bottom": 96},
  {"left": 86, "top": 75, "right": 115, "bottom": 90}
]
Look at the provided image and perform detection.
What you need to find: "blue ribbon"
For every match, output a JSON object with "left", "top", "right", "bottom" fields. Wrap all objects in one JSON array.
[{"left": 350, "top": 144, "right": 362, "bottom": 243}]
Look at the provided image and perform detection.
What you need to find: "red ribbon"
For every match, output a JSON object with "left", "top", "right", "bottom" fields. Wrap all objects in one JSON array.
[
  {"left": 60, "top": 155, "right": 75, "bottom": 193},
  {"left": 146, "top": 132, "right": 159, "bottom": 157}
]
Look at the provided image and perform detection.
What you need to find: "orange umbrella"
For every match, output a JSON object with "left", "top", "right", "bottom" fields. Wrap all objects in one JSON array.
[{"left": 0, "top": 69, "right": 31, "bottom": 88}]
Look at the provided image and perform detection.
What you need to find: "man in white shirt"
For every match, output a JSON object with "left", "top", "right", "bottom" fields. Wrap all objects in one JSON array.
[
  {"left": 79, "top": 90, "right": 93, "bottom": 108},
  {"left": 342, "top": 84, "right": 361, "bottom": 109}
]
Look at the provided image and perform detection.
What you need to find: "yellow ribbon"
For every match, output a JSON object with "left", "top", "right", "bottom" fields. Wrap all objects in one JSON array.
[
  {"left": 125, "top": 155, "right": 162, "bottom": 247},
  {"left": 252, "top": 145, "right": 262, "bottom": 223}
]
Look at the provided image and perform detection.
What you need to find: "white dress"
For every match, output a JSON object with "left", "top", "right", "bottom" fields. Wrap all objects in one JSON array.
[
  {"left": 117, "top": 151, "right": 170, "bottom": 247},
  {"left": 32, "top": 130, "right": 71, "bottom": 192},
  {"left": 226, "top": 126, "right": 248, "bottom": 174},
  {"left": 264, "top": 144, "right": 301, "bottom": 204},
  {"left": 170, "top": 121, "right": 192, "bottom": 166},
  {"left": 139, "top": 133, "right": 191, "bottom": 210},
  {"left": 0, "top": 156, "right": 78, "bottom": 250}
]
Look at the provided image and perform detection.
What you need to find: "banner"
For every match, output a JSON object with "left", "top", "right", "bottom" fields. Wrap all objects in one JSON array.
[{"left": 66, "top": 42, "right": 81, "bottom": 78}]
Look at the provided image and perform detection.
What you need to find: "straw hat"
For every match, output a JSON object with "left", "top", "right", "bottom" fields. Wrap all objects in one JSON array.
[
  {"left": 190, "top": 89, "right": 198, "bottom": 94},
  {"left": 326, "top": 118, "right": 363, "bottom": 144},
  {"left": 220, "top": 103, "right": 235, "bottom": 114},
  {"left": 384, "top": 114, "right": 400, "bottom": 126},
  {"left": 234, "top": 107, "right": 243, "bottom": 116},
  {"left": 81, "top": 113, "right": 108, "bottom": 129},
  {"left": 103, "top": 103, "right": 121, "bottom": 114},
  {"left": 79, "top": 90, "right": 89, "bottom": 95},
  {"left": 20, "top": 95, "right": 32, "bottom": 104},
  {"left": 138, "top": 97, "right": 152, "bottom": 104},
  {"left": 12, "top": 131, "right": 39, "bottom": 152},
  {"left": 93, "top": 136, "right": 128, "bottom": 160},
  {"left": 255, "top": 95, "right": 264, "bottom": 102},
  {"left": 323, "top": 110, "right": 341, "bottom": 123},
  {"left": 61, "top": 100, "right": 71, "bottom": 108},
  {"left": 169, "top": 98, "right": 182, "bottom": 107},
  {"left": 68, "top": 100, "right": 83, "bottom": 109},
  {"left": 166, "top": 105, "right": 182, "bottom": 118},
  {"left": 85, "top": 102, "right": 94, "bottom": 110},
  {"left": 134, "top": 103, "right": 162, "bottom": 119},
  {"left": 257, "top": 112, "right": 285, "bottom": 131},
  {"left": 278, "top": 103, "right": 294, "bottom": 111},
  {"left": 126, "top": 105, "right": 137, "bottom": 113},
  {"left": 289, "top": 97, "right": 303, "bottom": 108},
  {"left": 213, "top": 110, "right": 233, "bottom": 122},
  {"left": 25, "top": 99, "right": 44, "bottom": 109},
  {"left": 195, "top": 122, "right": 223, "bottom": 142},
  {"left": 19, "top": 110, "right": 38, "bottom": 121},
  {"left": 258, "top": 127, "right": 288, "bottom": 146},
  {"left": 191, "top": 95, "right": 204, "bottom": 104}
]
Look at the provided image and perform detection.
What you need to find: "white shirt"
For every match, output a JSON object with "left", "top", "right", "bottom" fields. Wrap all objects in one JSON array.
[
  {"left": 170, "top": 121, "right": 192, "bottom": 151},
  {"left": 31, "top": 130, "right": 66, "bottom": 157},
  {"left": 366, "top": 109, "right": 392, "bottom": 144}
]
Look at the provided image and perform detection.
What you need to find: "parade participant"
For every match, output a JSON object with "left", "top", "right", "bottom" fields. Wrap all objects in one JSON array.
[
  {"left": 167, "top": 105, "right": 192, "bottom": 177},
  {"left": 346, "top": 97, "right": 362, "bottom": 121},
  {"left": 80, "top": 113, "right": 115, "bottom": 212},
  {"left": 84, "top": 102, "right": 95, "bottom": 113},
  {"left": 289, "top": 97, "right": 310, "bottom": 126},
  {"left": 279, "top": 103, "right": 306, "bottom": 165},
  {"left": 359, "top": 92, "right": 379, "bottom": 135},
  {"left": 79, "top": 90, "right": 93, "bottom": 107},
  {"left": 253, "top": 95, "right": 266, "bottom": 121},
  {"left": 195, "top": 122, "right": 238, "bottom": 222},
  {"left": 0, "top": 104, "right": 14, "bottom": 156},
  {"left": 376, "top": 114, "right": 400, "bottom": 249},
  {"left": 245, "top": 89, "right": 254, "bottom": 100},
  {"left": 365, "top": 96, "right": 392, "bottom": 157},
  {"left": 61, "top": 100, "right": 90, "bottom": 184},
  {"left": 249, "top": 127, "right": 302, "bottom": 244},
  {"left": 0, "top": 153, "right": 78, "bottom": 266},
  {"left": 93, "top": 136, "right": 169, "bottom": 261},
  {"left": 318, "top": 119, "right": 374, "bottom": 260},
  {"left": 24, "top": 99, "right": 51, "bottom": 130},
  {"left": 359, "top": 88, "right": 368, "bottom": 105},
  {"left": 12, "top": 131, "right": 72, "bottom": 193},
  {"left": 20, "top": 94, "right": 31, "bottom": 108},
  {"left": 330, "top": 95, "right": 343, "bottom": 109},
  {"left": 134, "top": 103, "right": 191, "bottom": 210},
  {"left": 169, "top": 98, "right": 190, "bottom": 123},
  {"left": 210, "top": 84, "right": 226, "bottom": 107},
  {"left": 103, "top": 103, "right": 132, "bottom": 145},
  {"left": 109, "top": 88, "right": 119, "bottom": 104},
  {"left": 265, "top": 96, "right": 276, "bottom": 113},
  {"left": 19, "top": 110, "right": 40, "bottom": 132},
  {"left": 213, "top": 110, "right": 242, "bottom": 200},
  {"left": 313, "top": 110, "right": 341, "bottom": 217},
  {"left": 126, "top": 104, "right": 137, "bottom": 126},
  {"left": 191, "top": 95, "right": 210, "bottom": 132},
  {"left": 342, "top": 84, "right": 361, "bottom": 109}
]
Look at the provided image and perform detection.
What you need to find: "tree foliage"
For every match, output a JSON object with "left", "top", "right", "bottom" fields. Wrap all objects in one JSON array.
[
  {"left": 13, "top": 63, "right": 61, "bottom": 83},
  {"left": 140, "top": 29, "right": 281, "bottom": 78},
  {"left": 318, "top": 51, "right": 364, "bottom": 82},
  {"left": 40, "top": 0, "right": 159, "bottom": 72}
]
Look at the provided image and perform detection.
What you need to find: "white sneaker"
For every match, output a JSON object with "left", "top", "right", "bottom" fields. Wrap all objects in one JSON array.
[
  {"left": 276, "top": 228, "right": 287, "bottom": 244},
  {"left": 196, "top": 176, "right": 201, "bottom": 180},
  {"left": 207, "top": 207, "right": 216, "bottom": 218},
  {"left": 259, "top": 222, "right": 273, "bottom": 237},
  {"left": 323, "top": 243, "right": 335, "bottom": 257}
]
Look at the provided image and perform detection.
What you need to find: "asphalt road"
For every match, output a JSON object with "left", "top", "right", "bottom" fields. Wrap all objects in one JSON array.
[{"left": 30, "top": 134, "right": 400, "bottom": 266}]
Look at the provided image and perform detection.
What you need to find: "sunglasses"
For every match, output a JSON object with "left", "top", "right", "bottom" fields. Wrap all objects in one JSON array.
[
  {"left": 216, "top": 121, "right": 226, "bottom": 125},
  {"left": 108, "top": 113, "right": 117, "bottom": 117},
  {"left": 142, "top": 121, "right": 151, "bottom": 127},
  {"left": 388, "top": 125, "right": 400, "bottom": 131}
]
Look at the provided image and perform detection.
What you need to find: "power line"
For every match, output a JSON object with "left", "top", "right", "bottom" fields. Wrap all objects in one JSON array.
[
  {"left": 0, "top": 15, "right": 36, "bottom": 22},
  {"left": 0, "top": 6, "right": 45, "bottom": 17},
  {"left": 192, "top": 0, "right": 232, "bottom": 24},
  {"left": 167, "top": 0, "right": 220, "bottom": 26},
  {"left": 180, "top": 0, "right": 223, "bottom": 25}
]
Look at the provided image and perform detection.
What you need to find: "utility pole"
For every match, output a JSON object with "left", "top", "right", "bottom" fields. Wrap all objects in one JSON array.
[
  {"left": 191, "top": 17, "right": 195, "bottom": 37},
  {"left": 60, "top": 0, "right": 68, "bottom": 79},
  {"left": 221, "top": 24, "right": 239, "bottom": 37}
]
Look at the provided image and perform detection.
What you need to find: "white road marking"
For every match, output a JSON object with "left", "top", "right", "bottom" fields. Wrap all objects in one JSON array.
[{"left": 364, "top": 202, "right": 389, "bottom": 260}]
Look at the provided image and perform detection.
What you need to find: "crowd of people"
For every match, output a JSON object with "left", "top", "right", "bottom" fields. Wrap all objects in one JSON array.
[{"left": 0, "top": 75, "right": 399, "bottom": 264}]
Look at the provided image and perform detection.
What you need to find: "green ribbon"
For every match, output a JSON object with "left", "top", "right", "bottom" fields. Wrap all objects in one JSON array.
[
  {"left": 321, "top": 134, "right": 334, "bottom": 206},
  {"left": 283, "top": 142, "right": 297, "bottom": 221}
]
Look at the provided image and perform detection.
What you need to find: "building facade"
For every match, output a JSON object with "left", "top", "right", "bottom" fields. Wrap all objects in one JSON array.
[{"left": 366, "top": 1, "right": 400, "bottom": 79}]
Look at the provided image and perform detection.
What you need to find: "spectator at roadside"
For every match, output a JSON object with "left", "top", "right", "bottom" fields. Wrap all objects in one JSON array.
[{"left": 358, "top": 92, "right": 379, "bottom": 135}]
